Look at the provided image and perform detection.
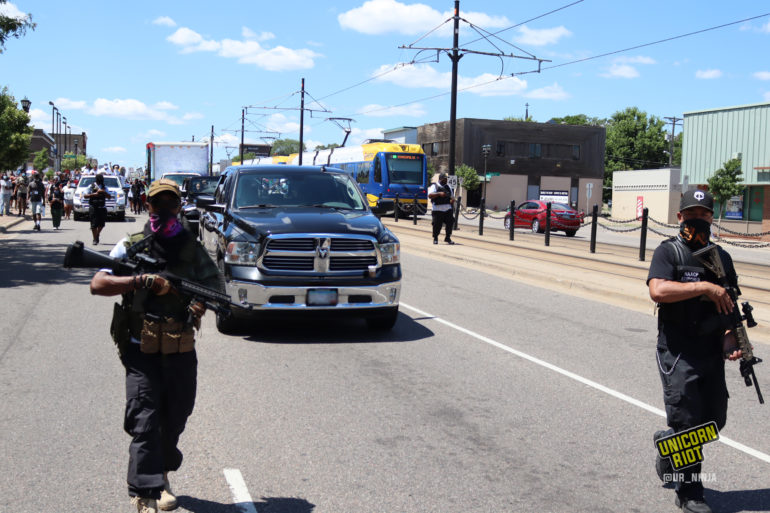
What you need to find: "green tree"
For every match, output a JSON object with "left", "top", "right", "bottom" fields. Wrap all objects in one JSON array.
[
  {"left": 426, "top": 160, "right": 436, "bottom": 184},
  {"left": 0, "top": 0, "right": 36, "bottom": 53},
  {"left": 0, "top": 87, "right": 33, "bottom": 171},
  {"left": 455, "top": 163, "right": 480, "bottom": 192},
  {"left": 549, "top": 114, "right": 605, "bottom": 126},
  {"left": 232, "top": 152, "right": 256, "bottom": 164},
  {"left": 503, "top": 115, "right": 535, "bottom": 122},
  {"left": 315, "top": 143, "right": 340, "bottom": 150},
  {"left": 61, "top": 154, "right": 88, "bottom": 171},
  {"left": 707, "top": 158, "right": 744, "bottom": 224},
  {"left": 604, "top": 106, "right": 667, "bottom": 201},
  {"left": 271, "top": 138, "right": 305, "bottom": 156},
  {"left": 33, "top": 148, "right": 49, "bottom": 171}
]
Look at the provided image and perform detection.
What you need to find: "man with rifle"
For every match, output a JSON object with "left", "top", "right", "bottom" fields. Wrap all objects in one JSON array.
[
  {"left": 647, "top": 190, "right": 760, "bottom": 513},
  {"left": 89, "top": 178, "right": 223, "bottom": 513}
]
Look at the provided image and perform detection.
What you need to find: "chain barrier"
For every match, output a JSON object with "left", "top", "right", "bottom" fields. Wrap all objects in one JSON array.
[
  {"left": 648, "top": 216, "right": 679, "bottom": 229},
  {"left": 712, "top": 224, "right": 770, "bottom": 237},
  {"left": 597, "top": 222, "right": 643, "bottom": 233},
  {"left": 601, "top": 216, "right": 640, "bottom": 224}
]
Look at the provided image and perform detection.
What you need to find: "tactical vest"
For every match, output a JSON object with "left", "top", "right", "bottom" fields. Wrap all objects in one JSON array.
[
  {"left": 90, "top": 184, "right": 107, "bottom": 208},
  {"left": 657, "top": 237, "right": 724, "bottom": 337},
  {"left": 432, "top": 183, "right": 452, "bottom": 205}
]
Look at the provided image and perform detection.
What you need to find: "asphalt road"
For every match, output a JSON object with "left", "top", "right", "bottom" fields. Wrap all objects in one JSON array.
[{"left": 1, "top": 215, "right": 768, "bottom": 513}]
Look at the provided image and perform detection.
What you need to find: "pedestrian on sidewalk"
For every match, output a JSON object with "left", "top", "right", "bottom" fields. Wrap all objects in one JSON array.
[
  {"left": 48, "top": 180, "right": 65, "bottom": 230},
  {"left": 28, "top": 174, "right": 46, "bottom": 231},
  {"left": 14, "top": 175, "right": 28, "bottom": 217},
  {"left": 0, "top": 174, "right": 12, "bottom": 215},
  {"left": 647, "top": 190, "right": 742, "bottom": 513},
  {"left": 428, "top": 172, "right": 455, "bottom": 245},
  {"left": 85, "top": 172, "right": 111, "bottom": 244}
]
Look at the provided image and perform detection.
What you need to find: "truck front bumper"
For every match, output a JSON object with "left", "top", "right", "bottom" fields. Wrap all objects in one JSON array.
[{"left": 226, "top": 279, "right": 401, "bottom": 311}]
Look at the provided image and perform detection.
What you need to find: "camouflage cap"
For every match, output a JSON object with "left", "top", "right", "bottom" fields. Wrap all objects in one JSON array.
[{"left": 147, "top": 178, "right": 181, "bottom": 198}]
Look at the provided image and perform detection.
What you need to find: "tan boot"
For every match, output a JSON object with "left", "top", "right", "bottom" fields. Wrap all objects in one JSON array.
[
  {"left": 158, "top": 472, "right": 178, "bottom": 511},
  {"left": 130, "top": 496, "right": 158, "bottom": 513}
]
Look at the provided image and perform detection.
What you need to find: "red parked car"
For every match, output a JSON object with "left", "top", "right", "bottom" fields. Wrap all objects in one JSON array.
[{"left": 503, "top": 200, "right": 584, "bottom": 237}]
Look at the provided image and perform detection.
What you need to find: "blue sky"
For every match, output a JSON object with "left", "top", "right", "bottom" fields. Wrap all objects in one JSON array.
[{"left": 2, "top": 0, "right": 769, "bottom": 170}]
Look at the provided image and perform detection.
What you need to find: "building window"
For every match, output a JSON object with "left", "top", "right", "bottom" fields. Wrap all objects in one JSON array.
[
  {"left": 496, "top": 141, "right": 505, "bottom": 157},
  {"left": 529, "top": 143, "right": 541, "bottom": 159},
  {"left": 572, "top": 145, "right": 580, "bottom": 160}
]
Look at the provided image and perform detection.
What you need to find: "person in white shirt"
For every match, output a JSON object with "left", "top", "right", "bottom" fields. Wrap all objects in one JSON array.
[{"left": 427, "top": 172, "right": 455, "bottom": 244}]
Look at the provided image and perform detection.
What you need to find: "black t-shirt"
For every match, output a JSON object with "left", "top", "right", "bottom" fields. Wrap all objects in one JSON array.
[
  {"left": 89, "top": 183, "right": 108, "bottom": 208},
  {"left": 647, "top": 239, "right": 737, "bottom": 355},
  {"left": 49, "top": 187, "right": 64, "bottom": 206},
  {"left": 28, "top": 181, "right": 45, "bottom": 202}
]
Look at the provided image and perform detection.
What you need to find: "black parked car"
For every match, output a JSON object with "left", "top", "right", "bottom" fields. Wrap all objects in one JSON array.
[
  {"left": 196, "top": 165, "right": 402, "bottom": 333},
  {"left": 181, "top": 176, "right": 218, "bottom": 236}
]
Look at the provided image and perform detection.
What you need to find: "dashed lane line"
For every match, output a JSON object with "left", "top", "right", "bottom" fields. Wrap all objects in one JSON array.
[
  {"left": 223, "top": 468, "right": 258, "bottom": 513},
  {"left": 400, "top": 302, "right": 770, "bottom": 465}
]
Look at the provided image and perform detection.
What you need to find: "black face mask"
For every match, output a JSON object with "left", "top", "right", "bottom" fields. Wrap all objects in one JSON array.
[{"left": 679, "top": 218, "right": 711, "bottom": 249}]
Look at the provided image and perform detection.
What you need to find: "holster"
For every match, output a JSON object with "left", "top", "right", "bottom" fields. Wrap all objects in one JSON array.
[
  {"left": 110, "top": 300, "right": 132, "bottom": 356},
  {"left": 140, "top": 313, "right": 195, "bottom": 354}
]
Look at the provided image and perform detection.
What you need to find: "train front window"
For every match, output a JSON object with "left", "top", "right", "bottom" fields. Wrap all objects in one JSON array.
[{"left": 386, "top": 154, "right": 423, "bottom": 184}]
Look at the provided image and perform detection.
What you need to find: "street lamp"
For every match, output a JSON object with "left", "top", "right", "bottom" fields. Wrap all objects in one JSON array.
[
  {"left": 49, "top": 101, "right": 58, "bottom": 173},
  {"left": 62, "top": 117, "right": 68, "bottom": 154},
  {"left": 481, "top": 144, "right": 491, "bottom": 202},
  {"left": 20, "top": 97, "right": 31, "bottom": 113},
  {"left": 66, "top": 125, "right": 72, "bottom": 156}
]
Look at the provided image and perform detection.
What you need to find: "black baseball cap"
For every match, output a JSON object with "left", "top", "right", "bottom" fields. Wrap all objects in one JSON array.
[{"left": 680, "top": 189, "right": 714, "bottom": 213}]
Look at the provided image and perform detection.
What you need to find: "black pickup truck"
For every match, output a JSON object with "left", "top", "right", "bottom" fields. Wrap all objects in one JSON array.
[{"left": 197, "top": 165, "right": 402, "bottom": 333}]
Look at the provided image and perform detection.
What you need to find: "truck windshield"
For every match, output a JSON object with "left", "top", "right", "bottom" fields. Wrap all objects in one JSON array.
[
  {"left": 386, "top": 154, "right": 423, "bottom": 185},
  {"left": 235, "top": 172, "right": 366, "bottom": 210}
]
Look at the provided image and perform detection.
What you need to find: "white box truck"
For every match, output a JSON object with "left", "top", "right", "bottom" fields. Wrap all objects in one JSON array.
[{"left": 146, "top": 142, "right": 210, "bottom": 183}]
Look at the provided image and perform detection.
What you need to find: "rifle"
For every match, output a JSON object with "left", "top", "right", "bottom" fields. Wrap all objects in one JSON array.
[
  {"left": 63, "top": 239, "right": 237, "bottom": 323},
  {"left": 693, "top": 244, "right": 764, "bottom": 404}
]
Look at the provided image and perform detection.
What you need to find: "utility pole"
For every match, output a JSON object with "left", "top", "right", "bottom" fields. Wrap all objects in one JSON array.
[
  {"left": 240, "top": 108, "right": 245, "bottom": 163},
  {"left": 448, "top": 0, "right": 461, "bottom": 176},
  {"left": 664, "top": 116, "right": 682, "bottom": 167},
  {"left": 192, "top": 135, "right": 195, "bottom": 142},
  {"left": 299, "top": 78, "right": 305, "bottom": 165},
  {"left": 525, "top": 103, "right": 530, "bottom": 120},
  {"left": 399, "top": 0, "right": 547, "bottom": 177},
  {"left": 210, "top": 125, "right": 214, "bottom": 176}
]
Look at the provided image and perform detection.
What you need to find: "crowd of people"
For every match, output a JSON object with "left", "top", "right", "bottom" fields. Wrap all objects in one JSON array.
[{"left": 0, "top": 164, "right": 148, "bottom": 231}]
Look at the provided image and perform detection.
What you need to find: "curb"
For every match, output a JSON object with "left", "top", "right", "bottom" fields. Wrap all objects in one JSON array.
[{"left": 0, "top": 215, "right": 27, "bottom": 233}]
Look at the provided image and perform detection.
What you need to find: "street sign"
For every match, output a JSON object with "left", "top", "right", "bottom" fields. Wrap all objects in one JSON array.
[
  {"left": 485, "top": 172, "right": 500, "bottom": 179},
  {"left": 586, "top": 182, "right": 593, "bottom": 200},
  {"left": 446, "top": 175, "right": 458, "bottom": 189}
]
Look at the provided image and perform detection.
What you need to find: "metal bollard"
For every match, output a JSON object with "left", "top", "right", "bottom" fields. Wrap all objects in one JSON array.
[
  {"left": 509, "top": 200, "right": 515, "bottom": 241},
  {"left": 453, "top": 196, "right": 461, "bottom": 230},
  {"left": 590, "top": 204, "right": 598, "bottom": 253},
  {"left": 479, "top": 198, "right": 485, "bottom": 236},
  {"left": 413, "top": 194, "right": 418, "bottom": 225},
  {"left": 639, "top": 207, "right": 649, "bottom": 262},
  {"left": 545, "top": 202, "right": 551, "bottom": 247},
  {"left": 394, "top": 193, "right": 399, "bottom": 222}
]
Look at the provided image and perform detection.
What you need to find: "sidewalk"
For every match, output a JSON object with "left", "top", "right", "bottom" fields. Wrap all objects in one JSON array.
[
  {"left": 0, "top": 212, "right": 29, "bottom": 233},
  {"left": 383, "top": 216, "right": 770, "bottom": 344}
]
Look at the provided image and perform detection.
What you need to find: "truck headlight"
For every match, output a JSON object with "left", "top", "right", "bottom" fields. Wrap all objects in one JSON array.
[
  {"left": 225, "top": 241, "right": 260, "bottom": 266},
  {"left": 379, "top": 242, "right": 400, "bottom": 265}
]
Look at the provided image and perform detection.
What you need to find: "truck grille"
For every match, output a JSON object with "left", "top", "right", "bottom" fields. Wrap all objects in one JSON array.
[{"left": 260, "top": 235, "right": 379, "bottom": 273}]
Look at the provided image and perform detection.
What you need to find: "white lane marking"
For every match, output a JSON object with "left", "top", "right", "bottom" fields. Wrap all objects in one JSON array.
[
  {"left": 400, "top": 302, "right": 770, "bottom": 465},
  {"left": 223, "top": 468, "right": 258, "bottom": 513}
]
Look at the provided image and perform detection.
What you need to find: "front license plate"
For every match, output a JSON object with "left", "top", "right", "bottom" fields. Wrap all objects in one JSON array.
[{"left": 307, "top": 289, "right": 338, "bottom": 306}]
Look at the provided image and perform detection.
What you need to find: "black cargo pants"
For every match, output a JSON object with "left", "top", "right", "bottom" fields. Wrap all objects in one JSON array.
[
  {"left": 431, "top": 209, "right": 453, "bottom": 240},
  {"left": 121, "top": 343, "right": 197, "bottom": 499},
  {"left": 656, "top": 348, "right": 728, "bottom": 500}
]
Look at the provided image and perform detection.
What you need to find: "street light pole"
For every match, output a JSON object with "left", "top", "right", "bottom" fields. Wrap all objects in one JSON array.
[
  {"left": 62, "top": 117, "right": 68, "bottom": 157},
  {"left": 481, "top": 144, "right": 491, "bottom": 202},
  {"left": 56, "top": 110, "right": 61, "bottom": 173},
  {"left": 49, "top": 101, "right": 58, "bottom": 172},
  {"left": 20, "top": 98, "right": 31, "bottom": 172}
]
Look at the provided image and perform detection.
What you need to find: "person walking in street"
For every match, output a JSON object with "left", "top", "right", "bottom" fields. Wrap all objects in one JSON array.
[
  {"left": 63, "top": 180, "right": 75, "bottom": 220},
  {"left": 14, "top": 175, "right": 28, "bottom": 217},
  {"left": 28, "top": 174, "right": 46, "bottom": 231},
  {"left": 85, "top": 172, "right": 111, "bottom": 244},
  {"left": 48, "top": 180, "right": 65, "bottom": 230},
  {"left": 89, "top": 178, "right": 223, "bottom": 513},
  {"left": 428, "top": 172, "right": 455, "bottom": 245},
  {"left": 0, "top": 174, "right": 12, "bottom": 215},
  {"left": 647, "top": 190, "right": 743, "bottom": 513}
]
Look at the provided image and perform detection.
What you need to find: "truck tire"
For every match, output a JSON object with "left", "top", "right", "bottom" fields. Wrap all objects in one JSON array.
[{"left": 366, "top": 306, "right": 399, "bottom": 331}]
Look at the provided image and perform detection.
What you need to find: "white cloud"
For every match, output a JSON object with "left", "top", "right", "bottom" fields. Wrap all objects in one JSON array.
[
  {"left": 350, "top": 127, "right": 386, "bottom": 145},
  {"left": 28, "top": 108, "right": 50, "bottom": 128},
  {"left": 695, "top": 69, "right": 722, "bottom": 79},
  {"left": 753, "top": 71, "right": 770, "bottom": 81},
  {"left": 152, "top": 16, "right": 176, "bottom": 27},
  {"left": 762, "top": 21, "right": 770, "bottom": 33},
  {"left": 0, "top": 2, "right": 27, "bottom": 20},
  {"left": 600, "top": 56, "right": 655, "bottom": 79},
  {"left": 358, "top": 103, "right": 427, "bottom": 117},
  {"left": 103, "top": 146, "right": 127, "bottom": 153},
  {"left": 524, "top": 83, "right": 569, "bottom": 101},
  {"left": 513, "top": 25, "right": 571, "bottom": 46},
  {"left": 154, "top": 101, "right": 179, "bottom": 110},
  {"left": 52, "top": 97, "right": 88, "bottom": 110},
  {"left": 182, "top": 112, "right": 204, "bottom": 120},
  {"left": 264, "top": 113, "right": 303, "bottom": 134},
  {"left": 616, "top": 56, "right": 656, "bottom": 65},
  {"left": 372, "top": 63, "right": 527, "bottom": 96},
  {"left": 242, "top": 27, "right": 274, "bottom": 41},
  {"left": 166, "top": 26, "right": 319, "bottom": 71},
  {"left": 338, "top": 0, "right": 510, "bottom": 36}
]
